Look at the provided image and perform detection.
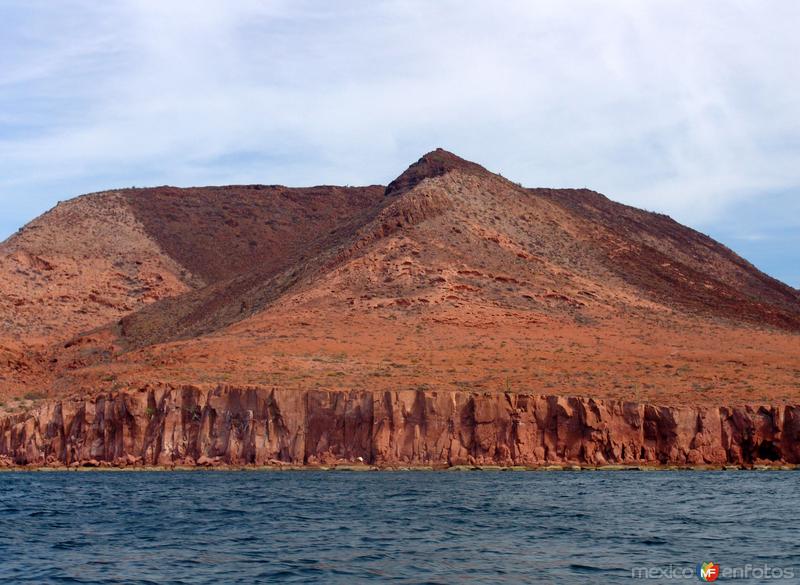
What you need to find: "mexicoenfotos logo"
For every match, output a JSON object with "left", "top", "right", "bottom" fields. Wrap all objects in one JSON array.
[
  {"left": 631, "top": 562, "right": 794, "bottom": 580},
  {"left": 697, "top": 562, "right": 720, "bottom": 582}
]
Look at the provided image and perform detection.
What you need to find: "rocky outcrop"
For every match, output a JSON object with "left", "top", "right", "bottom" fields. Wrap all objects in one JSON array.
[{"left": 1, "top": 386, "right": 798, "bottom": 468}]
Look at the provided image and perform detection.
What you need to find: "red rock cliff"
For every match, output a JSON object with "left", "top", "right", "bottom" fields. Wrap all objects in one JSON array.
[{"left": 1, "top": 386, "right": 798, "bottom": 468}]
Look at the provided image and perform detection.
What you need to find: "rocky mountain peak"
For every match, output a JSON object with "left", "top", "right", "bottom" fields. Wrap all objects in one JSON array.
[{"left": 385, "top": 148, "right": 491, "bottom": 196}]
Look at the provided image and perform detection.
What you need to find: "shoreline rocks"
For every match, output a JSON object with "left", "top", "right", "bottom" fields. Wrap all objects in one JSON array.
[{"left": 1, "top": 385, "right": 798, "bottom": 469}]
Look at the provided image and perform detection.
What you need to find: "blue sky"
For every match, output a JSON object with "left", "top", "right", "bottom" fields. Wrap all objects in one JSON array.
[{"left": 1, "top": 0, "right": 798, "bottom": 287}]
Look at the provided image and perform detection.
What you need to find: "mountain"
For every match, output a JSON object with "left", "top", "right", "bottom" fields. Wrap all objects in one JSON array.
[
  {"left": 1, "top": 149, "right": 799, "bottom": 413},
  {"left": 0, "top": 184, "right": 384, "bottom": 340}
]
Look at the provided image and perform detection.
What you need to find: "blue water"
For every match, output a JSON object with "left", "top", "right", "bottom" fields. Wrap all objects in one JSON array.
[{"left": 0, "top": 471, "right": 798, "bottom": 584}]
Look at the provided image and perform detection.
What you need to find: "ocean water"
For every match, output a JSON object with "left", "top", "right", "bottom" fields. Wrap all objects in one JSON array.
[{"left": 0, "top": 471, "right": 798, "bottom": 584}]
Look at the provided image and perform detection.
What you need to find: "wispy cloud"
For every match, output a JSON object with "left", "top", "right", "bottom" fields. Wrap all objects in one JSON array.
[{"left": 1, "top": 1, "right": 798, "bottom": 285}]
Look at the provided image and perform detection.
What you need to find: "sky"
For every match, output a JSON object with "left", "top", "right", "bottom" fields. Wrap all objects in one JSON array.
[{"left": 1, "top": 0, "right": 798, "bottom": 287}]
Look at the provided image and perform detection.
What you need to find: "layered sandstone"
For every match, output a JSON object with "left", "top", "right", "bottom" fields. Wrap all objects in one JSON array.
[{"left": 1, "top": 386, "right": 797, "bottom": 468}]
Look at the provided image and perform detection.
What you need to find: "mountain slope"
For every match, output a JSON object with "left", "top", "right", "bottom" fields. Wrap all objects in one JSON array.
[
  {"left": 536, "top": 188, "right": 800, "bottom": 328},
  {"left": 1, "top": 149, "right": 798, "bottom": 409},
  {"left": 0, "top": 185, "right": 385, "bottom": 342},
  {"left": 0, "top": 192, "right": 193, "bottom": 341},
  {"left": 123, "top": 184, "right": 385, "bottom": 284},
  {"left": 115, "top": 149, "right": 800, "bottom": 351}
]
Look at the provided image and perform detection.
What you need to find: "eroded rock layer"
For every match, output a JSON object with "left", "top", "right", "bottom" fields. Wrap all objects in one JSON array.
[{"left": 1, "top": 387, "right": 798, "bottom": 468}]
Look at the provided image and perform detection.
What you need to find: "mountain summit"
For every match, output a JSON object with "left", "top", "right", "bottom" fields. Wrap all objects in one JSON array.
[
  {"left": 385, "top": 148, "right": 491, "bottom": 196},
  {"left": 0, "top": 151, "right": 798, "bottom": 408}
]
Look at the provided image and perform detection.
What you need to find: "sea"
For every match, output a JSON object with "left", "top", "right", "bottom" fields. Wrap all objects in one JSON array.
[{"left": 0, "top": 470, "right": 797, "bottom": 584}]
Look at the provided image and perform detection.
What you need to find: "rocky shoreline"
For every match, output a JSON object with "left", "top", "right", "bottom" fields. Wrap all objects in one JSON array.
[
  {"left": 2, "top": 463, "right": 798, "bottom": 472},
  {"left": 1, "top": 385, "right": 798, "bottom": 469}
]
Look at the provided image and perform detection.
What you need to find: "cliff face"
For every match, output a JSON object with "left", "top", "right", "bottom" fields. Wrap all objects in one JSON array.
[{"left": 1, "top": 387, "right": 798, "bottom": 468}]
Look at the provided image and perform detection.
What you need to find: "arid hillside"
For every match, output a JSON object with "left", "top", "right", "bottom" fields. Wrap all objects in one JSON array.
[
  {"left": 1, "top": 149, "right": 799, "bottom": 413},
  {"left": 0, "top": 184, "right": 384, "bottom": 340}
]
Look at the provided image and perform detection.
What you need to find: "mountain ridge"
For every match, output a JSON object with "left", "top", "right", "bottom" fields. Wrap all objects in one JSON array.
[{"left": 1, "top": 149, "right": 798, "bottom": 411}]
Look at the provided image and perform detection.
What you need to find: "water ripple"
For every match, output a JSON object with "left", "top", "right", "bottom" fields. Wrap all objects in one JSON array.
[{"left": 0, "top": 470, "right": 797, "bottom": 584}]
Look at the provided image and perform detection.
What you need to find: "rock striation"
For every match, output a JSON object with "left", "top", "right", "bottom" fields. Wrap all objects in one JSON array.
[{"left": 1, "top": 386, "right": 798, "bottom": 468}]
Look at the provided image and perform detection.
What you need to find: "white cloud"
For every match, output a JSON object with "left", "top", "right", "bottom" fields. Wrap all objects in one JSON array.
[{"left": 1, "top": 0, "right": 799, "bottom": 238}]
